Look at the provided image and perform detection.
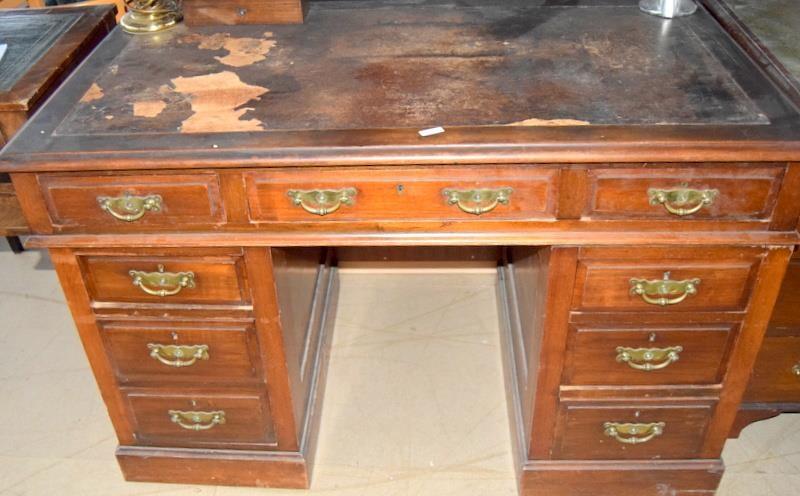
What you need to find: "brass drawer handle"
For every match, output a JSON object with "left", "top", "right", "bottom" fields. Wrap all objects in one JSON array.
[
  {"left": 97, "top": 193, "right": 162, "bottom": 222},
  {"left": 629, "top": 271, "right": 700, "bottom": 306},
  {"left": 793, "top": 363, "right": 800, "bottom": 377},
  {"left": 616, "top": 346, "right": 683, "bottom": 371},
  {"left": 648, "top": 185, "right": 719, "bottom": 217},
  {"left": 287, "top": 188, "right": 357, "bottom": 216},
  {"left": 129, "top": 264, "right": 195, "bottom": 297},
  {"left": 148, "top": 344, "right": 209, "bottom": 368},
  {"left": 168, "top": 410, "right": 226, "bottom": 431},
  {"left": 443, "top": 187, "right": 513, "bottom": 216},
  {"left": 604, "top": 422, "right": 665, "bottom": 445}
]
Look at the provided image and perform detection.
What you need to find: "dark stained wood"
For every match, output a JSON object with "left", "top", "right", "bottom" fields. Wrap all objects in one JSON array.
[
  {"left": 184, "top": 0, "right": 307, "bottom": 25},
  {"left": 79, "top": 250, "right": 251, "bottom": 306},
  {"left": 245, "top": 166, "right": 558, "bottom": 222},
  {"left": 584, "top": 165, "right": 784, "bottom": 222},
  {"left": 521, "top": 459, "right": 723, "bottom": 496},
  {"left": 743, "top": 336, "right": 800, "bottom": 403},
  {"left": 123, "top": 388, "right": 277, "bottom": 449},
  {"left": 5, "top": 2, "right": 800, "bottom": 494},
  {"left": 553, "top": 402, "right": 714, "bottom": 460},
  {"left": 572, "top": 247, "right": 764, "bottom": 313},
  {"left": 117, "top": 446, "right": 310, "bottom": 488},
  {"left": 101, "top": 320, "right": 262, "bottom": 384},
  {"left": 38, "top": 172, "right": 227, "bottom": 232},
  {"left": 562, "top": 324, "right": 737, "bottom": 386}
]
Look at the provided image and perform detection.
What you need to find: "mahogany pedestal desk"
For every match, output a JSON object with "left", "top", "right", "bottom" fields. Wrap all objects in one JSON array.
[{"left": 2, "top": 1, "right": 800, "bottom": 494}]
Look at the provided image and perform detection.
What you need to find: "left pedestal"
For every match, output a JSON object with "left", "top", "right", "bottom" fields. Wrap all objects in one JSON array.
[{"left": 48, "top": 246, "right": 338, "bottom": 488}]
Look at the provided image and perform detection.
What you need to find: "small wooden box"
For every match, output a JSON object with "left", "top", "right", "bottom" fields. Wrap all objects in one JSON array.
[{"left": 183, "top": 0, "right": 308, "bottom": 25}]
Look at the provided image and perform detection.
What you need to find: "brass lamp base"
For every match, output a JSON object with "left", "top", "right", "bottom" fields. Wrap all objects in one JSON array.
[
  {"left": 121, "top": 0, "right": 183, "bottom": 34},
  {"left": 121, "top": 10, "right": 183, "bottom": 33}
]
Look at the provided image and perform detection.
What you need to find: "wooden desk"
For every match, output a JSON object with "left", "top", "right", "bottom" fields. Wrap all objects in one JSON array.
[
  {"left": 0, "top": 6, "right": 116, "bottom": 251},
  {"left": 2, "top": 1, "right": 799, "bottom": 494}
]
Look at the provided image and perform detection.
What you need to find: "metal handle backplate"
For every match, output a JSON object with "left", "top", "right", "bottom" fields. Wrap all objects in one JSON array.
[
  {"left": 442, "top": 187, "right": 513, "bottom": 215},
  {"left": 648, "top": 186, "right": 719, "bottom": 217},
  {"left": 129, "top": 264, "right": 195, "bottom": 297},
  {"left": 97, "top": 193, "right": 162, "bottom": 222},
  {"left": 604, "top": 422, "right": 665, "bottom": 445},
  {"left": 616, "top": 346, "right": 683, "bottom": 371},
  {"left": 169, "top": 410, "right": 226, "bottom": 431},
  {"left": 148, "top": 344, "right": 209, "bottom": 368},
  {"left": 630, "top": 272, "right": 700, "bottom": 306},
  {"left": 287, "top": 188, "right": 357, "bottom": 216}
]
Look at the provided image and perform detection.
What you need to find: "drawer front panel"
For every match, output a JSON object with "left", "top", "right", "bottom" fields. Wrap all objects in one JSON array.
[
  {"left": 744, "top": 337, "right": 800, "bottom": 403},
  {"left": 38, "top": 173, "right": 226, "bottom": 230},
  {"left": 585, "top": 166, "right": 783, "bottom": 221},
  {"left": 102, "top": 322, "right": 260, "bottom": 384},
  {"left": 244, "top": 166, "right": 558, "bottom": 222},
  {"left": 81, "top": 254, "right": 250, "bottom": 305},
  {"left": 768, "top": 253, "right": 800, "bottom": 336},
  {"left": 563, "top": 324, "right": 735, "bottom": 386},
  {"left": 125, "top": 390, "right": 276, "bottom": 449},
  {"left": 554, "top": 403, "right": 713, "bottom": 460},
  {"left": 573, "top": 247, "right": 762, "bottom": 312}
]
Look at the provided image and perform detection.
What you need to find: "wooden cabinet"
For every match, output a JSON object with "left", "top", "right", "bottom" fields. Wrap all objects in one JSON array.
[{"left": 0, "top": 6, "right": 116, "bottom": 249}]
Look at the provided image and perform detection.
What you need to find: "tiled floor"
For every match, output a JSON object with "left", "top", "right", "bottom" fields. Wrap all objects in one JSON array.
[{"left": 0, "top": 244, "right": 797, "bottom": 495}]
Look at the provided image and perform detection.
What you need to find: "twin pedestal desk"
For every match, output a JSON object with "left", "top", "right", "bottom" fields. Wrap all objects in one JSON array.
[{"left": 2, "top": 1, "right": 800, "bottom": 494}]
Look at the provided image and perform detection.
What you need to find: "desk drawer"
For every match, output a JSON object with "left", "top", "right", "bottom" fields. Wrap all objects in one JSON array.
[
  {"left": 585, "top": 166, "right": 783, "bottom": 221},
  {"left": 563, "top": 324, "right": 735, "bottom": 386},
  {"left": 102, "top": 321, "right": 260, "bottom": 384},
  {"left": 38, "top": 173, "right": 226, "bottom": 231},
  {"left": 244, "top": 166, "right": 558, "bottom": 222},
  {"left": 124, "top": 390, "right": 276, "bottom": 449},
  {"left": 572, "top": 247, "right": 763, "bottom": 312},
  {"left": 553, "top": 402, "right": 713, "bottom": 460},
  {"left": 767, "top": 252, "right": 800, "bottom": 336},
  {"left": 744, "top": 337, "right": 800, "bottom": 403},
  {"left": 80, "top": 250, "right": 250, "bottom": 306}
]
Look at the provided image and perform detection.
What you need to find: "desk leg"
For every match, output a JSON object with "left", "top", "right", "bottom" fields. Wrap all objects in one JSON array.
[{"left": 6, "top": 236, "right": 23, "bottom": 254}]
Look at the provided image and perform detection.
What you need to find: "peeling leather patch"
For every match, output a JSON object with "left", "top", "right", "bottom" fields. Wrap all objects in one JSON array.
[
  {"left": 80, "top": 83, "right": 104, "bottom": 103},
  {"left": 133, "top": 100, "right": 167, "bottom": 118},
  {"left": 183, "top": 32, "right": 276, "bottom": 68},
  {"left": 171, "top": 71, "right": 269, "bottom": 133},
  {"left": 507, "top": 117, "right": 591, "bottom": 126}
]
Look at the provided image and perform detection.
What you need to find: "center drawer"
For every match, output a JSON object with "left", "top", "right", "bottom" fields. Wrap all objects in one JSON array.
[
  {"left": 101, "top": 321, "right": 261, "bottom": 384},
  {"left": 244, "top": 166, "right": 558, "bottom": 222},
  {"left": 562, "top": 323, "right": 736, "bottom": 386},
  {"left": 553, "top": 402, "right": 714, "bottom": 460},
  {"left": 572, "top": 247, "right": 764, "bottom": 312},
  {"left": 78, "top": 249, "right": 250, "bottom": 306}
]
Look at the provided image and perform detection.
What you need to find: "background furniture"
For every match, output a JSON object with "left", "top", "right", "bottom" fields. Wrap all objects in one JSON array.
[
  {"left": 0, "top": 5, "right": 116, "bottom": 252},
  {"left": 706, "top": 0, "right": 800, "bottom": 436},
  {"left": 2, "top": 1, "right": 800, "bottom": 495}
]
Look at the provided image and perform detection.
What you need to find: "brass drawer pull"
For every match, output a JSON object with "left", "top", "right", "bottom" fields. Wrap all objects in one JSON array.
[
  {"left": 603, "top": 422, "right": 665, "bottom": 445},
  {"left": 168, "top": 410, "right": 226, "bottom": 431},
  {"left": 129, "top": 264, "right": 195, "bottom": 297},
  {"left": 443, "top": 187, "right": 513, "bottom": 216},
  {"left": 97, "top": 193, "right": 162, "bottom": 222},
  {"left": 287, "top": 188, "right": 357, "bottom": 216},
  {"left": 629, "top": 271, "right": 700, "bottom": 306},
  {"left": 616, "top": 346, "right": 683, "bottom": 371},
  {"left": 793, "top": 363, "right": 800, "bottom": 377},
  {"left": 148, "top": 344, "right": 209, "bottom": 368},
  {"left": 648, "top": 185, "right": 718, "bottom": 217}
]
